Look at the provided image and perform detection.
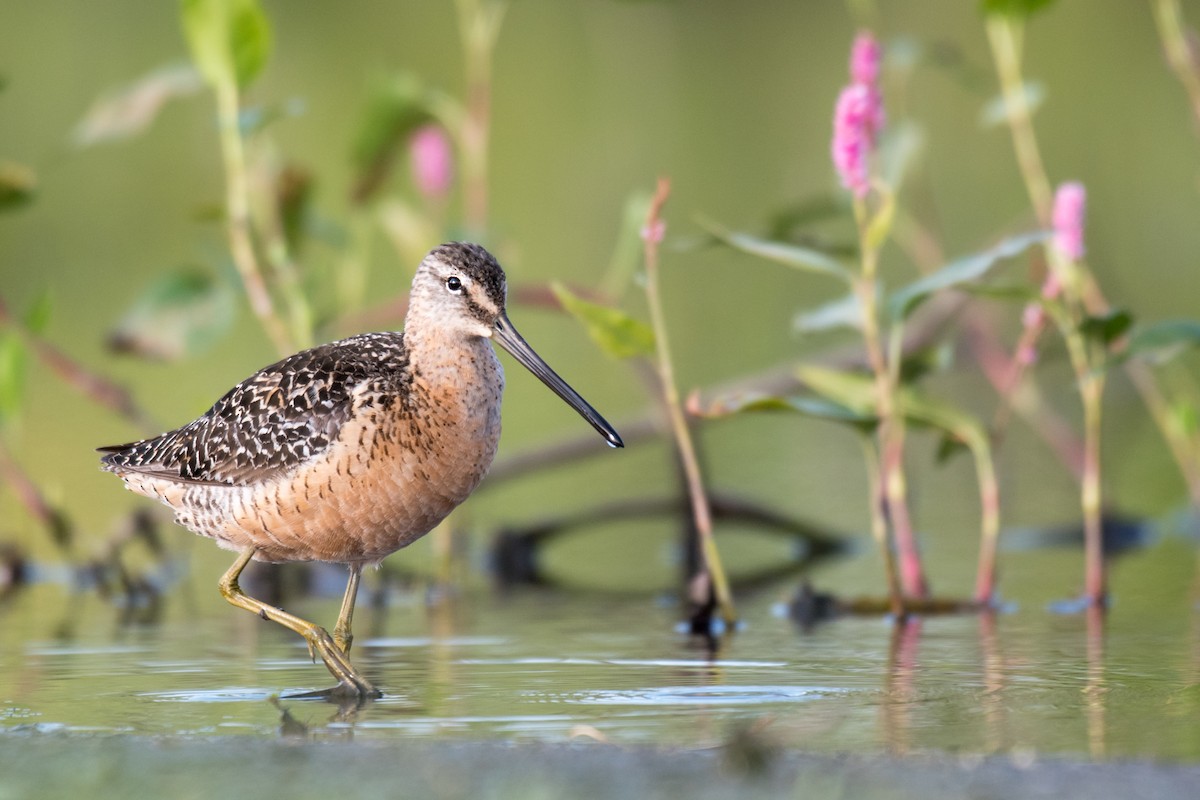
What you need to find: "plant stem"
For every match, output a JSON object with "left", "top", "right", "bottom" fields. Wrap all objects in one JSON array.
[
  {"left": 971, "top": 435, "right": 1002, "bottom": 606},
  {"left": 1152, "top": 0, "right": 1200, "bottom": 131},
  {"left": 214, "top": 81, "right": 292, "bottom": 355},
  {"left": 1081, "top": 372, "right": 1107, "bottom": 605},
  {"left": 854, "top": 202, "right": 927, "bottom": 600},
  {"left": 253, "top": 151, "right": 313, "bottom": 349},
  {"left": 986, "top": 16, "right": 1052, "bottom": 225},
  {"left": 454, "top": 0, "right": 506, "bottom": 238},
  {"left": 0, "top": 297, "right": 153, "bottom": 431},
  {"left": 641, "top": 178, "right": 736, "bottom": 628},
  {"left": 859, "top": 435, "right": 904, "bottom": 617},
  {"left": 1050, "top": 289, "right": 1108, "bottom": 605}
]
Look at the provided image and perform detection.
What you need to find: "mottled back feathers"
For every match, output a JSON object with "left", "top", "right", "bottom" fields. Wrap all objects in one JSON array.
[{"left": 100, "top": 332, "right": 411, "bottom": 486}]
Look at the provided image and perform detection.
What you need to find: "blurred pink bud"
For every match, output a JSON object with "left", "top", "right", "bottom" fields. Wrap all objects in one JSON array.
[
  {"left": 1039, "top": 271, "right": 1062, "bottom": 300},
  {"left": 832, "top": 84, "right": 875, "bottom": 199},
  {"left": 850, "top": 32, "right": 883, "bottom": 87},
  {"left": 641, "top": 220, "right": 666, "bottom": 244},
  {"left": 1052, "top": 181, "right": 1086, "bottom": 261},
  {"left": 1021, "top": 302, "right": 1044, "bottom": 329},
  {"left": 409, "top": 124, "right": 454, "bottom": 200},
  {"left": 1016, "top": 342, "right": 1039, "bottom": 367}
]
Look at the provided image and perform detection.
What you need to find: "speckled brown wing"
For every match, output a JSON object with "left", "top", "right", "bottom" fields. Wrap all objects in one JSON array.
[{"left": 99, "top": 332, "right": 410, "bottom": 486}]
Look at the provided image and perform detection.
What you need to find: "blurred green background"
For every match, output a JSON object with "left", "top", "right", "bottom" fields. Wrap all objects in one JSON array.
[{"left": 2, "top": 0, "right": 1198, "bottom": 597}]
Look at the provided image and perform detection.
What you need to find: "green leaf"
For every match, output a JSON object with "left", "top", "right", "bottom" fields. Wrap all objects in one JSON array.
[
  {"left": 1171, "top": 400, "right": 1199, "bottom": 440},
  {"left": 863, "top": 184, "right": 897, "bottom": 253},
  {"left": 0, "top": 162, "right": 36, "bottom": 212},
  {"left": 275, "top": 164, "right": 314, "bottom": 257},
  {"left": 350, "top": 73, "right": 437, "bottom": 204},
  {"left": 695, "top": 389, "right": 876, "bottom": 432},
  {"left": 765, "top": 192, "right": 849, "bottom": 241},
  {"left": 108, "top": 267, "right": 236, "bottom": 361},
  {"left": 898, "top": 343, "right": 954, "bottom": 384},
  {"left": 181, "top": 0, "right": 272, "bottom": 90},
  {"left": 935, "top": 433, "right": 970, "bottom": 464},
  {"left": 799, "top": 363, "right": 991, "bottom": 453},
  {"left": 601, "top": 189, "right": 654, "bottom": 298},
  {"left": 961, "top": 283, "right": 1039, "bottom": 303},
  {"left": 886, "top": 229, "right": 1048, "bottom": 321},
  {"left": 793, "top": 293, "right": 862, "bottom": 334},
  {"left": 72, "top": 63, "right": 203, "bottom": 147},
  {"left": 1121, "top": 319, "right": 1200, "bottom": 365},
  {"left": 0, "top": 332, "right": 28, "bottom": 426},
  {"left": 701, "top": 221, "right": 854, "bottom": 284},
  {"left": 1079, "top": 309, "right": 1133, "bottom": 348},
  {"left": 981, "top": 0, "right": 1057, "bottom": 17},
  {"left": 23, "top": 291, "right": 52, "bottom": 335},
  {"left": 228, "top": 0, "right": 271, "bottom": 87},
  {"left": 979, "top": 81, "right": 1045, "bottom": 128},
  {"left": 551, "top": 282, "right": 655, "bottom": 360},
  {"left": 797, "top": 365, "right": 877, "bottom": 414}
]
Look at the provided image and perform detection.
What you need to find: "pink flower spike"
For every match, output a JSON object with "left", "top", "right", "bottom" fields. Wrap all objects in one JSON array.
[
  {"left": 409, "top": 124, "right": 454, "bottom": 201},
  {"left": 850, "top": 32, "right": 883, "bottom": 87},
  {"left": 832, "top": 84, "right": 874, "bottom": 199},
  {"left": 1052, "top": 181, "right": 1087, "bottom": 261}
]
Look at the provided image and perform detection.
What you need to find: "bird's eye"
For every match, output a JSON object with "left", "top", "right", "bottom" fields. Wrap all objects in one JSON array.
[{"left": 446, "top": 276, "right": 463, "bottom": 294}]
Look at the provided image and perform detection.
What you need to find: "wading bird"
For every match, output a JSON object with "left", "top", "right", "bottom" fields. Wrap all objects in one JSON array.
[{"left": 100, "top": 242, "right": 622, "bottom": 699}]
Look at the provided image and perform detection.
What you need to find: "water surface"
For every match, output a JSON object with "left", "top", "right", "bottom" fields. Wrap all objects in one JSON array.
[{"left": 4, "top": 536, "right": 1199, "bottom": 761}]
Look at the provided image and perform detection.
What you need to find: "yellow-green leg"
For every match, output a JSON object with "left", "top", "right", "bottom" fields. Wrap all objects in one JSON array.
[
  {"left": 333, "top": 564, "right": 363, "bottom": 654},
  {"left": 218, "top": 548, "right": 380, "bottom": 699}
]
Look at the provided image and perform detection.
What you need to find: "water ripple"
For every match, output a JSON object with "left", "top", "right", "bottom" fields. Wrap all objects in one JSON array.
[{"left": 543, "top": 684, "right": 844, "bottom": 706}]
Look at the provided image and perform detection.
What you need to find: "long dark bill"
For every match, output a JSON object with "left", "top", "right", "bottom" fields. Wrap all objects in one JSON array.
[{"left": 493, "top": 313, "right": 624, "bottom": 448}]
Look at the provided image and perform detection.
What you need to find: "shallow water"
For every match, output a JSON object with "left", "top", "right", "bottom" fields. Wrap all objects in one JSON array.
[{"left": 4, "top": 534, "right": 1200, "bottom": 762}]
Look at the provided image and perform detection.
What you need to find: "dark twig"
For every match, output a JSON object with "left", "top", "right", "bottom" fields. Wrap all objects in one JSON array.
[{"left": 0, "top": 295, "right": 154, "bottom": 431}]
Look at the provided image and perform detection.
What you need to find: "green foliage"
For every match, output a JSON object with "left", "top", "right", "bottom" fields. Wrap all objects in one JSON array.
[
  {"left": 181, "top": 0, "right": 272, "bottom": 91},
  {"left": 702, "top": 223, "right": 854, "bottom": 284},
  {"left": 601, "top": 189, "right": 654, "bottom": 298},
  {"left": 0, "top": 332, "right": 28, "bottom": 427},
  {"left": 1079, "top": 309, "right": 1134, "bottom": 349},
  {"left": 898, "top": 343, "right": 954, "bottom": 385},
  {"left": 698, "top": 389, "right": 877, "bottom": 433},
  {"left": 793, "top": 293, "right": 862, "bottom": 334},
  {"left": 108, "top": 268, "right": 236, "bottom": 361},
  {"left": 1170, "top": 399, "right": 1199, "bottom": 441},
  {"left": 1121, "top": 319, "right": 1200, "bottom": 365},
  {"left": 797, "top": 365, "right": 876, "bottom": 415},
  {"left": 0, "top": 162, "right": 36, "bottom": 212},
  {"left": 551, "top": 282, "right": 655, "bottom": 360},
  {"left": 799, "top": 365, "right": 992, "bottom": 460},
  {"left": 0, "top": 294, "right": 51, "bottom": 427},
  {"left": 23, "top": 291, "right": 52, "bottom": 336},
  {"left": 350, "top": 74, "right": 438, "bottom": 204},
  {"left": 981, "top": 0, "right": 1057, "bottom": 18},
  {"left": 863, "top": 187, "right": 897, "bottom": 255},
  {"left": 764, "top": 193, "right": 848, "bottom": 242},
  {"left": 886, "top": 229, "right": 1048, "bottom": 322},
  {"left": 276, "top": 164, "right": 314, "bottom": 258}
]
